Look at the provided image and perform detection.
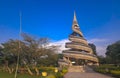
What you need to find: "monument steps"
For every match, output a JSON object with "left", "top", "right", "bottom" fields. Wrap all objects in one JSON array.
[{"left": 68, "top": 66, "right": 85, "bottom": 72}]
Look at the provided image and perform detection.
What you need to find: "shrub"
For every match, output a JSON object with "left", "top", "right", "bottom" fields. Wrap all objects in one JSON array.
[
  {"left": 95, "top": 69, "right": 108, "bottom": 74},
  {"left": 39, "top": 67, "right": 54, "bottom": 73},
  {"left": 94, "top": 65, "right": 120, "bottom": 78},
  {"left": 55, "top": 72, "right": 64, "bottom": 78},
  {"left": 61, "top": 68, "right": 68, "bottom": 74},
  {"left": 110, "top": 70, "right": 120, "bottom": 78},
  {"left": 46, "top": 74, "right": 56, "bottom": 78}
]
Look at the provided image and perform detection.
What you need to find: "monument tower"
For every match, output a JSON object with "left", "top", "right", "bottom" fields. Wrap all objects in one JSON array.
[{"left": 59, "top": 12, "right": 99, "bottom": 69}]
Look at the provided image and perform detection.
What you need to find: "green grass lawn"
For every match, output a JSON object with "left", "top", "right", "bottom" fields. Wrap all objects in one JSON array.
[
  {"left": 0, "top": 71, "right": 42, "bottom": 78},
  {"left": 0, "top": 67, "right": 67, "bottom": 78}
]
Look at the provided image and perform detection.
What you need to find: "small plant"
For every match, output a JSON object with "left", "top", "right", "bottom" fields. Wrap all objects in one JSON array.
[
  {"left": 62, "top": 69, "right": 68, "bottom": 74},
  {"left": 55, "top": 72, "right": 64, "bottom": 78},
  {"left": 46, "top": 74, "right": 56, "bottom": 78}
]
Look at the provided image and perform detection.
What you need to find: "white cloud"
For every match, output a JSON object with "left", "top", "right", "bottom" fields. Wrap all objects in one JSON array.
[
  {"left": 49, "top": 39, "right": 69, "bottom": 53},
  {"left": 88, "top": 38, "right": 109, "bottom": 56},
  {"left": 96, "top": 46, "right": 107, "bottom": 56},
  {"left": 0, "top": 44, "right": 4, "bottom": 48},
  {"left": 88, "top": 38, "right": 108, "bottom": 43},
  {"left": 50, "top": 38, "right": 109, "bottom": 56}
]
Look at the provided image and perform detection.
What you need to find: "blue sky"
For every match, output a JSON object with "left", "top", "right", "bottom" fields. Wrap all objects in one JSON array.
[{"left": 0, "top": 0, "right": 120, "bottom": 55}]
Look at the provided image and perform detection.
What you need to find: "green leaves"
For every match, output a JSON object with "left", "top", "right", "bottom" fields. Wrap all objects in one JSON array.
[
  {"left": 1, "top": 33, "right": 59, "bottom": 68},
  {"left": 106, "top": 40, "right": 120, "bottom": 64},
  {"left": 88, "top": 43, "right": 97, "bottom": 55}
]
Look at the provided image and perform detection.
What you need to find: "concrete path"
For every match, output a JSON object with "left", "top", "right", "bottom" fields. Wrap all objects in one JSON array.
[{"left": 64, "top": 66, "right": 114, "bottom": 78}]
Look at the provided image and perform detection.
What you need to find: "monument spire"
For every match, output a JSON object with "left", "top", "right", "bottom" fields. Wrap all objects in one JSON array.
[
  {"left": 73, "top": 11, "right": 78, "bottom": 25},
  {"left": 72, "top": 11, "right": 83, "bottom": 37}
]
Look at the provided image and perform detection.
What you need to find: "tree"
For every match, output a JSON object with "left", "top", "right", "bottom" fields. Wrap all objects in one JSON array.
[
  {"left": 0, "top": 46, "right": 4, "bottom": 65},
  {"left": 88, "top": 43, "right": 97, "bottom": 55},
  {"left": 0, "top": 34, "right": 58, "bottom": 75},
  {"left": 38, "top": 46, "right": 59, "bottom": 66},
  {"left": 1, "top": 39, "right": 26, "bottom": 73},
  {"left": 21, "top": 34, "right": 59, "bottom": 74},
  {"left": 105, "top": 40, "right": 120, "bottom": 64},
  {"left": 1, "top": 33, "right": 59, "bottom": 75},
  {"left": 21, "top": 33, "right": 50, "bottom": 75}
]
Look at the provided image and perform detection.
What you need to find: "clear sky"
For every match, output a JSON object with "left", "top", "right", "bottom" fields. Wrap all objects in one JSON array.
[{"left": 0, "top": 0, "right": 120, "bottom": 55}]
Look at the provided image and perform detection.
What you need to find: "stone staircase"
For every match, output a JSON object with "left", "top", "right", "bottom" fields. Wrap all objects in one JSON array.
[{"left": 68, "top": 66, "right": 85, "bottom": 72}]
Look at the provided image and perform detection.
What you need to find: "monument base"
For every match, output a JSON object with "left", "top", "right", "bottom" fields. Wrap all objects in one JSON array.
[{"left": 68, "top": 65, "right": 85, "bottom": 72}]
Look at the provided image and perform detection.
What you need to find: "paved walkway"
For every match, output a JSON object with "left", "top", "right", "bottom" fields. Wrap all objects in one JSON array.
[{"left": 64, "top": 66, "right": 114, "bottom": 78}]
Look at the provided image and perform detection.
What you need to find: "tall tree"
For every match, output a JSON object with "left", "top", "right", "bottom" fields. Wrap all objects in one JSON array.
[
  {"left": 1, "top": 33, "right": 59, "bottom": 75},
  {"left": 21, "top": 33, "right": 59, "bottom": 74},
  {"left": 106, "top": 40, "right": 120, "bottom": 64},
  {"left": 21, "top": 33, "right": 50, "bottom": 75},
  {"left": 1, "top": 39, "right": 26, "bottom": 73},
  {"left": 0, "top": 46, "right": 4, "bottom": 65},
  {"left": 88, "top": 43, "right": 97, "bottom": 55}
]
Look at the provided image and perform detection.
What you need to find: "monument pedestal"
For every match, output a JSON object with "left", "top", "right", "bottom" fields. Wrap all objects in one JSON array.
[{"left": 68, "top": 66, "right": 85, "bottom": 72}]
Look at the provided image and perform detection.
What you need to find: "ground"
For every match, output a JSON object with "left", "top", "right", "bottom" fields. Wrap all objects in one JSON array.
[{"left": 64, "top": 66, "right": 114, "bottom": 78}]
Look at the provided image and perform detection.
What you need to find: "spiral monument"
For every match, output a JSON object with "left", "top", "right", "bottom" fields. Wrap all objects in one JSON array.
[{"left": 58, "top": 12, "right": 99, "bottom": 68}]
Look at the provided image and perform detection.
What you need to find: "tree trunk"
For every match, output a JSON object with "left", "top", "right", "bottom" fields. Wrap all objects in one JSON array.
[
  {"left": 22, "top": 60, "right": 33, "bottom": 75},
  {"left": 33, "top": 64, "right": 39, "bottom": 75},
  {"left": 35, "top": 67, "right": 39, "bottom": 75},
  {"left": 7, "top": 66, "right": 12, "bottom": 74},
  {"left": 5, "top": 60, "right": 12, "bottom": 74},
  {"left": 26, "top": 66, "right": 33, "bottom": 75},
  {"left": 11, "top": 68, "right": 14, "bottom": 73}
]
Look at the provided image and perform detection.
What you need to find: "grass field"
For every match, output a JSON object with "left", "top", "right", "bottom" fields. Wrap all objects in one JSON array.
[
  {"left": 0, "top": 67, "right": 67, "bottom": 78},
  {"left": 0, "top": 71, "right": 42, "bottom": 78}
]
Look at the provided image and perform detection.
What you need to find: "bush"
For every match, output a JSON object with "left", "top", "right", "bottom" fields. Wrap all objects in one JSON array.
[
  {"left": 55, "top": 72, "right": 64, "bottom": 78},
  {"left": 95, "top": 69, "right": 108, "bottom": 74},
  {"left": 98, "top": 64, "right": 120, "bottom": 70},
  {"left": 94, "top": 65, "right": 120, "bottom": 78},
  {"left": 39, "top": 67, "right": 55, "bottom": 73},
  {"left": 61, "top": 68, "right": 68, "bottom": 74},
  {"left": 110, "top": 70, "right": 120, "bottom": 78},
  {"left": 46, "top": 74, "right": 56, "bottom": 78},
  {"left": 94, "top": 64, "right": 120, "bottom": 72}
]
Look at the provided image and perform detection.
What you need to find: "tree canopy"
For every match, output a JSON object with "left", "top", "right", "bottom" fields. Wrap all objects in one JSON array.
[
  {"left": 0, "top": 33, "right": 59, "bottom": 75},
  {"left": 105, "top": 40, "right": 120, "bottom": 64},
  {"left": 88, "top": 43, "right": 97, "bottom": 55}
]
